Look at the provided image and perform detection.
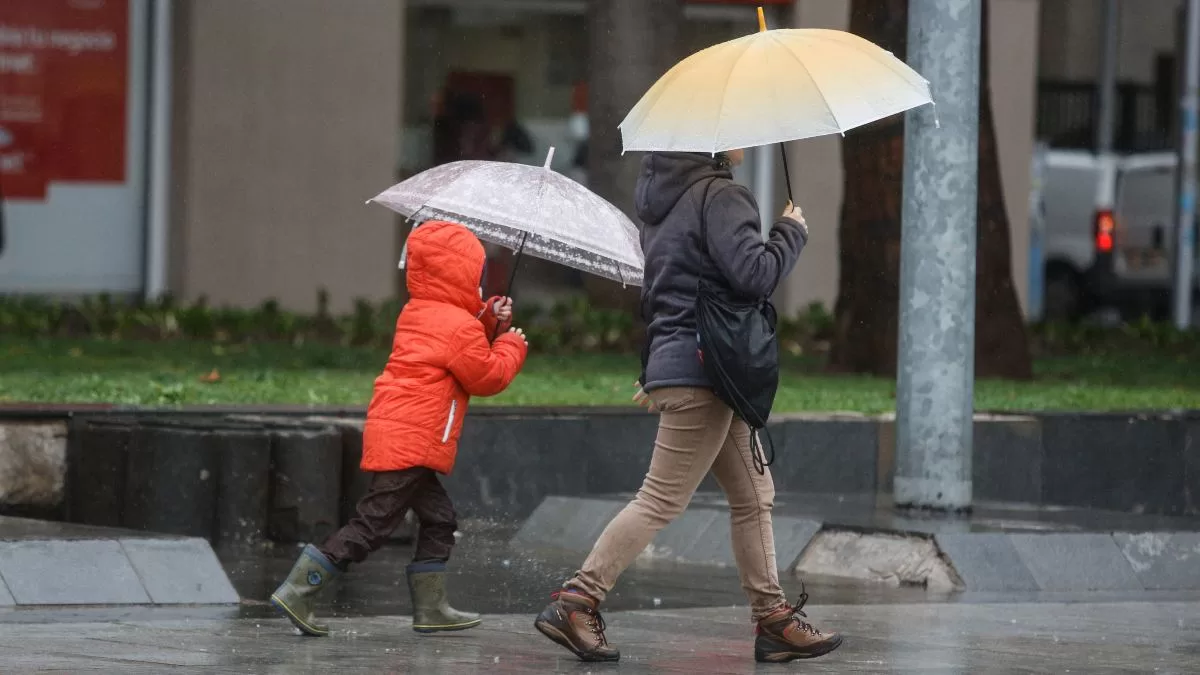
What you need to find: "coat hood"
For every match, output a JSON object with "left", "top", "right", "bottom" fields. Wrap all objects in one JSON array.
[
  {"left": 634, "top": 152, "right": 732, "bottom": 226},
  {"left": 405, "top": 220, "right": 487, "bottom": 314}
]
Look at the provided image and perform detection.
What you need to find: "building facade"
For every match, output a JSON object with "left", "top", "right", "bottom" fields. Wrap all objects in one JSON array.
[{"left": 0, "top": 0, "right": 1181, "bottom": 316}]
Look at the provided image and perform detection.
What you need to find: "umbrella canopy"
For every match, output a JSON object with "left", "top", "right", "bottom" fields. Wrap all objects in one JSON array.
[
  {"left": 369, "top": 149, "right": 643, "bottom": 287},
  {"left": 619, "top": 24, "right": 933, "bottom": 154}
]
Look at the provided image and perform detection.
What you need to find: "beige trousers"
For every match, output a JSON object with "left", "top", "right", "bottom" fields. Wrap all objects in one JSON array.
[{"left": 563, "top": 387, "right": 787, "bottom": 620}]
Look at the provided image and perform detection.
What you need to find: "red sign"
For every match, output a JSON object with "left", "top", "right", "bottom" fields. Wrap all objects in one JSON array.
[{"left": 0, "top": 0, "right": 127, "bottom": 200}]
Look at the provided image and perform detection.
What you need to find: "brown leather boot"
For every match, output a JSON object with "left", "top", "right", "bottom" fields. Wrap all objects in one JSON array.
[
  {"left": 534, "top": 591, "right": 620, "bottom": 662},
  {"left": 754, "top": 588, "right": 843, "bottom": 663}
]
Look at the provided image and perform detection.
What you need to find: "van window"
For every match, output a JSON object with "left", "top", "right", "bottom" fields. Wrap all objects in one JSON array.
[
  {"left": 1045, "top": 167, "right": 1097, "bottom": 236},
  {"left": 1118, "top": 168, "right": 1175, "bottom": 226}
]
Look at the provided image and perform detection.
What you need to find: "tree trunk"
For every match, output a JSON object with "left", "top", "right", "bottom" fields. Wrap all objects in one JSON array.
[
  {"left": 829, "top": 0, "right": 1032, "bottom": 380},
  {"left": 828, "top": 0, "right": 909, "bottom": 376},
  {"left": 584, "top": 0, "right": 683, "bottom": 309},
  {"left": 973, "top": 0, "right": 1033, "bottom": 379}
]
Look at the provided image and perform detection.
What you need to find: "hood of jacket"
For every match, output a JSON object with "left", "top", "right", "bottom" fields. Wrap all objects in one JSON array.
[
  {"left": 634, "top": 152, "right": 732, "bottom": 226},
  {"left": 405, "top": 220, "right": 486, "bottom": 314}
]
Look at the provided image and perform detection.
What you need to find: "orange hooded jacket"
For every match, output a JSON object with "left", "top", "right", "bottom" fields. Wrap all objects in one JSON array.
[{"left": 361, "top": 221, "right": 528, "bottom": 474}]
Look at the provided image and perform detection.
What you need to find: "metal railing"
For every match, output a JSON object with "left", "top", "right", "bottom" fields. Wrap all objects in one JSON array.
[{"left": 1036, "top": 80, "right": 1173, "bottom": 152}]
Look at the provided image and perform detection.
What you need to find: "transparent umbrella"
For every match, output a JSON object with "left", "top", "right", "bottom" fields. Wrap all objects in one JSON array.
[{"left": 369, "top": 148, "right": 643, "bottom": 289}]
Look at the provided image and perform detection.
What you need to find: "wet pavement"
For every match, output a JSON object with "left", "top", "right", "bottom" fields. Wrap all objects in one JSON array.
[
  {"left": 217, "top": 519, "right": 945, "bottom": 619},
  {"left": 3, "top": 519, "right": 1200, "bottom": 671},
  {"left": 1, "top": 600, "right": 1199, "bottom": 673}
]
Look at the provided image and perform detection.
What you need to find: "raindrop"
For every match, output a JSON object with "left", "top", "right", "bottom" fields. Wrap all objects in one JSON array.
[
  {"left": 494, "top": 657, "right": 500, "bottom": 664},
  {"left": 653, "top": 597, "right": 662, "bottom": 607}
]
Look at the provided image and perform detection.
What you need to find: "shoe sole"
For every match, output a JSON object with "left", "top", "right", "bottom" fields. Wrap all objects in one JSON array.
[
  {"left": 413, "top": 618, "right": 482, "bottom": 634},
  {"left": 534, "top": 618, "right": 620, "bottom": 663},
  {"left": 270, "top": 594, "right": 329, "bottom": 637},
  {"left": 754, "top": 634, "right": 844, "bottom": 663}
]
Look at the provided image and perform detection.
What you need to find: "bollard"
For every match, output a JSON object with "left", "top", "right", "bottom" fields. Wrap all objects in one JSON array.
[
  {"left": 211, "top": 426, "right": 272, "bottom": 548},
  {"left": 266, "top": 423, "right": 343, "bottom": 544},
  {"left": 124, "top": 418, "right": 220, "bottom": 538},
  {"left": 67, "top": 417, "right": 137, "bottom": 527}
]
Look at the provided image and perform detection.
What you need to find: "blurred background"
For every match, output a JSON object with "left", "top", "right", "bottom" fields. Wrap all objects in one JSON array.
[
  {"left": 5, "top": 0, "right": 1191, "bottom": 317},
  {"left": 1, "top": 0, "right": 1198, "bottom": 408}
]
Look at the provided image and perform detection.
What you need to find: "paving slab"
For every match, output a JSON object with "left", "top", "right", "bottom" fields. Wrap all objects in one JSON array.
[
  {"left": 510, "top": 496, "right": 624, "bottom": 553},
  {"left": 1009, "top": 533, "right": 1144, "bottom": 592},
  {"left": 651, "top": 507, "right": 722, "bottom": 561},
  {"left": 934, "top": 533, "right": 1040, "bottom": 592},
  {"left": 119, "top": 538, "right": 239, "bottom": 605},
  {"left": 772, "top": 516, "right": 823, "bottom": 569},
  {"left": 0, "top": 576, "right": 12, "bottom": 606},
  {"left": 1115, "top": 531, "right": 1200, "bottom": 590},
  {"left": 0, "top": 540, "right": 151, "bottom": 605},
  {"left": 674, "top": 514, "right": 736, "bottom": 566}
]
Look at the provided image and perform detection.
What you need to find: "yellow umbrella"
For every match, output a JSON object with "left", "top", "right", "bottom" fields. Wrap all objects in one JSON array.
[{"left": 619, "top": 7, "right": 934, "bottom": 196}]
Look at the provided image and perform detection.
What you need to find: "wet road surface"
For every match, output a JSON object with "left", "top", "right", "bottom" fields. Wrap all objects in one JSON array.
[
  {"left": 3, "top": 520, "right": 1199, "bottom": 672},
  {"left": 1, "top": 601, "right": 1198, "bottom": 673}
]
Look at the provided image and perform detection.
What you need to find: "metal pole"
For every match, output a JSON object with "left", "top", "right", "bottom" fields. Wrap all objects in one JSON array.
[
  {"left": 1096, "top": 0, "right": 1120, "bottom": 155},
  {"left": 1028, "top": 141, "right": 1049, "bottom": 322},
  {"left": 895, "top": 0, "right": 980, "bottom": 511},
  {"left": 1174, "top": 0, "right": 1199, "bottom": 329},
  {"left": 145, "top": 0, "right": 173, "bottom": 300},
  {"left": 754, "top": 145, "right": 774, "bottom": 238}
]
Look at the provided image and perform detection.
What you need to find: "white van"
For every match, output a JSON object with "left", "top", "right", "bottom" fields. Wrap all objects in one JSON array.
[{"left": 1036, "top": 150, "right": 1198, "bottom": 320}]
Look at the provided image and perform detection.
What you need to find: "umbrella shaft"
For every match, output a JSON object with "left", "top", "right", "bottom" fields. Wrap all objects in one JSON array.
[
  {"left": 492, "top": 232, "right": 527, "bottom": 341},
  {"left": 505, "top": 233, "right": 527, "bottom": 297},
  {"left": 778, "top": 144, "right": 794, "bottom": 205}
]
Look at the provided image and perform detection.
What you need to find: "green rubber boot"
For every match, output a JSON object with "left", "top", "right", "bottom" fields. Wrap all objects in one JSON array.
[
  {"left": 407, "top": 561, "right": 481, "bottom": 633},
  {"left": 270, "top": 544, "right": 339, "bottom": 636}
]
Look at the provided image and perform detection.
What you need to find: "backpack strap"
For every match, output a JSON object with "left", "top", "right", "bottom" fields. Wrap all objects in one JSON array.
[{"left": 696, "top": 178, "right": 718, "bottom": 258}]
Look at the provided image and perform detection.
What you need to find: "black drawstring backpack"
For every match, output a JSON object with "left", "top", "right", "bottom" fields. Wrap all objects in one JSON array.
[{"left": 694, "top": 180, "right": 780, "bottom": 474}]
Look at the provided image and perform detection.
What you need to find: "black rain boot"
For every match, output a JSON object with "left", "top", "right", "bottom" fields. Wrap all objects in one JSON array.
[
  {"left": 270, "top": 544, "right": 340, "bottom": 636},
  {"left": 406, "top": 560, "right": 481, "bottom": 633}
]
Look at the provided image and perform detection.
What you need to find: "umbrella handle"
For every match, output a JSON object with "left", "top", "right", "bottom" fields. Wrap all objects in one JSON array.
[
  {"left": 492, "top": 232, "right": 528, "bottom": 341},
  {"left": 778, "top": 143, "right": 795, "bottom": 205}
]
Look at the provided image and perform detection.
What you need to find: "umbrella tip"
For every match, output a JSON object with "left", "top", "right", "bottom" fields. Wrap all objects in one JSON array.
[
  {"left": 757, "top": 6, "right": 766, "bottom": 32},
  {"left": 544, "top": 146, "right": 556, "bottom": 169}
]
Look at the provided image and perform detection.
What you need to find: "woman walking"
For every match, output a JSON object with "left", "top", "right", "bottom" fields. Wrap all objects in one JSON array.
[{"left": 534, "top": 150, "right": 842, "bottom": 664}]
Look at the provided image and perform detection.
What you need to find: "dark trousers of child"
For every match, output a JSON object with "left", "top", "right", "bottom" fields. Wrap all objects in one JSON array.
[{"left": 318, "top": 467, "right": 457, "bottom": 569}]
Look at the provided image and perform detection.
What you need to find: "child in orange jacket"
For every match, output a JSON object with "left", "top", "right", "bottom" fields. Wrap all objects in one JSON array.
[{"left": 271, "top": 221, "right": 528, "bottom": 637}]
